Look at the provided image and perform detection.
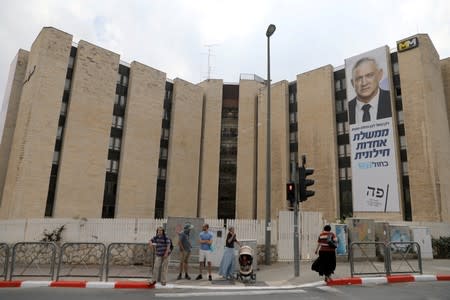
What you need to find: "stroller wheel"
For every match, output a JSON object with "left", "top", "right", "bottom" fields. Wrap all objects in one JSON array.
[{"left": 251, "top": 274, "right": 256, "bottom": 280}]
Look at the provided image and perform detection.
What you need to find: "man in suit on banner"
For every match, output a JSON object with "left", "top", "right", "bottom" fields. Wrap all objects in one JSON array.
[{"left": 348, "top": 57, "right": 392, "bottom": 125}]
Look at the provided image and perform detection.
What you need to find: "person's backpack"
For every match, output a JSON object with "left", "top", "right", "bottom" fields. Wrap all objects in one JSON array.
[
  {"left": 165, "top": 237, "right": 174, "bottom": 253},
  {"left": 327, "top": 234, "right": 337, "bottom": 249}
]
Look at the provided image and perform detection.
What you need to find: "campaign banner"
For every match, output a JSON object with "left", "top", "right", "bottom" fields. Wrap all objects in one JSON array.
[{"left": 345, "top": 46, "right": 401, "bottom": 212}]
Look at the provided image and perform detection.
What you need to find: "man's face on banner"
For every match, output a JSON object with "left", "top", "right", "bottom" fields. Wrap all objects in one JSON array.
[{"left": 351, "top": 60, "right": 383, "bottom": 103}]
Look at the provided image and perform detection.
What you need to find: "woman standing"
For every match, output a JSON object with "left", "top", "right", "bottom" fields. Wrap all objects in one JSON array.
[
  {"left": 150, "top": 226, "right": 171, "bottom": 286},
  {"left": 313, "top": 224, "right": 337, "bottom": 282},
  {"left": 218, "top": 226, "right": 241, "bottom": 280}
]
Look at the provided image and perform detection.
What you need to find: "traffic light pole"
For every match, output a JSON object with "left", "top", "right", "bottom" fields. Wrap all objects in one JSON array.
[{"left": 291, "top": 162, "right": 300, "bottom": 277}]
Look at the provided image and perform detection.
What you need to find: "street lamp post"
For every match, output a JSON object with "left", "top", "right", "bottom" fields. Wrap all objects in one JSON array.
[{"left": 265, "top": 24, "right": 276, "bottom": 265}]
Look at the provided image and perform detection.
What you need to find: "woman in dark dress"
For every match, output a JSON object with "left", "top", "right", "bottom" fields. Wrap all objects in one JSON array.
[{"left": 313, "top": 224, "right": 337, "bottom": 282}]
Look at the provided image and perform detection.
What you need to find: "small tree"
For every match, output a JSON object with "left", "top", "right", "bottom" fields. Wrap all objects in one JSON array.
[{"left": 41, "top": 224, "right": 65, "bottom": 242}]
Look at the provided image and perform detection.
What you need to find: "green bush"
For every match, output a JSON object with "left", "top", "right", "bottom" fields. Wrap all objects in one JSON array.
[{"left": 432, "top": 237, "right": 450, "bottom": 258}]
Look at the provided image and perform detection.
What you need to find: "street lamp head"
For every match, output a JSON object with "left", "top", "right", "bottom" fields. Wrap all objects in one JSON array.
[{"left": 266, "top": 24, "right": 276, "bottom": 37}]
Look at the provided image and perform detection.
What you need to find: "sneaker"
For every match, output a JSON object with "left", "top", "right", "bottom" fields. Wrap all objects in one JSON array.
[
  {"left": 196, "top": 274, "right": 202, "bottom": 280},
  {"left": 208, "top": 275, "right": 212, "bottom": 281},
  {"left": 177, "top": 274, "right": 182, "bottom": 280},
  {"left": 185, "top": 274, "right": 191, "bottom": 280},
  {"left": 161, "top": 282, "right": 166, "bottom": 286}
]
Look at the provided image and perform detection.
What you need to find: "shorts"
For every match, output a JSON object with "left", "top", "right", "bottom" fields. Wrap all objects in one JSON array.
[
  {"left": 179, "top": 250, "right": 191, "bottom": 263},
  {"left": 198, "top": 249, "right": 211, "bottom": 263}
]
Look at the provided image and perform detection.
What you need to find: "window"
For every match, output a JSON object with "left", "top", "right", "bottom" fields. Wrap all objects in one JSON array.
[
  {"left": 112, "top": 115, "right": 123, "bottom": 128},
  {"left": 336, "top": 100, "right": 344, "bottom": 113},
  {"left": 52, "top": 151, "right": 60, "bottom": 165},
  {"left": 60, "top": 102, "right": 67, "bottom": 116},
  {"left": 122, "top": 75, "right": 128, "bottom": 86},
  {"left": 400, "top": 135, "right": 407, "bottom": 149},
  {"left": 337, "top": 122, "right": 345, "bottom": 135},
  {"left": 335, "top": 79, "right": 346, "bottom": 91},
  {"left": 402, "top": 161, "right": 409, "bottom": 175},
  {"left": 289, "top": 93, "right": 296, "bottom": 104},
  {"left": 289, "top": 132, "right": 297, "bottom": 142},
  {"left": 161, "top": 128, "right": 169, "bottom": 139},
  {"left": 68, "top": 56, "right": 74, "bottom": 69},
  {"left": 393, "top": 62, "right": 399, "bottom": 75},
  {"left": 56, "top": 126, "right": 63, "bottom": 139},
  {"left": 346, "top": 144, "right": 352, "bottom": 157},
  {"left": 115, "top": 95, "right": 126, "bottom": 107},
  {"left": 64, "top": 79, "right": 71, "bottom": 91},
  {"left": 397, "top": 110, "right": 404, "bottom": 124},
  {"left": 106, "top": 159, "right": 119, "bottom": 173},
  {"left": 109, "top": 137, "right": 121, "bottom": 150},
  {"left": 160, "top": 147, "right": 168, "bottom": 159},
  {"left": 339, "top": 168, "right": 346, "bottom": 180},
  {"left": 338, "top": 145, "right": 346, "bottom": 157},
  {"left": 158, "top": 168, "right": 167, "bottom": 179},
  {"left": 289, "top": 112, "right": 296, "bottom": 123}
]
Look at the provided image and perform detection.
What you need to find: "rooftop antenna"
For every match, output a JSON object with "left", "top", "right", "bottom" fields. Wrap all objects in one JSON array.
[{"left": 204, "top": 44, "right": 219, "bottom": 80}]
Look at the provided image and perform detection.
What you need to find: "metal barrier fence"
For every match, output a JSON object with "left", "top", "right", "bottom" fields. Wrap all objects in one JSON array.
[
  {"left": 10, "top": 242, "right": 58, "bottom": 280},
  {"left": 105, "top": 243, "right": 153, "bottom": 281},
  {"left": 0, "top": 243, "right": 9, "bottom": 280},
  {"left": 56, "top": 242, "right": 106, "bottom": 281},
  {"left": 350, "top": 241, "right": 422, "bottom": 277},
  {"left": 2, "top": 242, "right": 155, "bottom": 281}
]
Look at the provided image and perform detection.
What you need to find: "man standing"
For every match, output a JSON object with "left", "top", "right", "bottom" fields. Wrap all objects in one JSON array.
[
  {"left": 196, "top": 223, "right": 213, "bottom": 281},
  {"left": 348, "top": 57, "right": 392, "bottom": 125},
  {"left": 150, "top": 226, "right": 171, "bottom": 286},
  {"left": 177, "top": 222, "right": 194, "bottom": 280}
]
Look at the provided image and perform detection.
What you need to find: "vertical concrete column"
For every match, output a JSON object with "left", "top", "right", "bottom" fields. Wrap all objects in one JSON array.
[
  {"left": 54, "top": 40, "right": 119, "bottom": 218},
  {"left": 1, "top": 27, "right": 72, "bottom": 218},
  {"left": 297, "top": 65, "right": 339, "bottom": 222},
  {"left": 0, "top": 50, "right": 29, "bottom": 217},
  {"left": 236, "top": 80, "right": 264, "bottom": 219},
  {"left": 440, "top": 58, "right": 450, "bottom": 136},
  {"left": 115, "top": 62, "right": 166, "bottom": 218},
  {"left": 397, "top": 34, "right": 450, "bottom": 222},
  {"left": 269, "top": 81, "right": 290, "bottom": 217},
  {"left": 165, "top": 78, "right": 203, "bottom": 217},
  {"left": 197, "top": 79, "right": 223, "bottom": 218}
]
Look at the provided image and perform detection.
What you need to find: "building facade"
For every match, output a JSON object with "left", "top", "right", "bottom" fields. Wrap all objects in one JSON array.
[{"left": 0, "top": 27, "right": 449, "bottom": 223}]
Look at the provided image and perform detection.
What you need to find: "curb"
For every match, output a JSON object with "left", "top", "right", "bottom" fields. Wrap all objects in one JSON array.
[
  {"left": 0, "top": 280, "right": 155, "bottom": 289},
  {"left": 327, "top": 274, "right": 450, "bottom": 286},
  {"left": 1, "top": 274, "right": 449, "bottom": 289}
]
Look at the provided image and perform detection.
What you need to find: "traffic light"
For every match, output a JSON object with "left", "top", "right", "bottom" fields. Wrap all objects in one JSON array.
[
  {"left": 299, "top": 166, "right": 315, "bottom": 202},
  {"left": 286, "top": 182, "right": 296, "bottom": 204}
]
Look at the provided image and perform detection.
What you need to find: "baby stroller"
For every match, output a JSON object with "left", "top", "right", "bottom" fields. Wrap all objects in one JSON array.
[{"left": 236, "top": 245, "right": 256, "bottom": 281}]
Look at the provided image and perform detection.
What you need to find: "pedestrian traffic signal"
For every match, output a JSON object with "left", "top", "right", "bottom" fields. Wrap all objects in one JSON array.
[
  {"left": 286, "top": 182, "right": 296, "bottom": 204},
  {"left": 299, "top": 166, "right": 315, "bottom": 202}
]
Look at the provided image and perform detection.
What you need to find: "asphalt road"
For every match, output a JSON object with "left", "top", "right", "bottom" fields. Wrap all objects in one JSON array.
[{"left": 0, "top": 281, "right": 449, "bottom": 300}]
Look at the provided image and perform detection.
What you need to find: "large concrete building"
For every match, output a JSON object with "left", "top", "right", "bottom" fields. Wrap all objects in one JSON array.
[{"left": 0, "top": 27, "right": 449, "bottom": 223}]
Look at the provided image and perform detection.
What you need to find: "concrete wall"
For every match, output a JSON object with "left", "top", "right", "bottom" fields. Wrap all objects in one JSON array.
[
  {"left": 115, "top": 62, "right": 166, "bottom": 218},
  {"left": 236, "top": 80, "right": 263, "bottom": 219},
  {"left": 255, "top": 81, "right": 290, "bottom": 220},
  {"left": 397, "top": 34, "right": 450, "bottom": 222},
  {"left": 165, "top": 79, "right": 203, "bottom": 217},
  {"left": 54, "top": 40, "right": 120, "bottom": 218},
  {"left": 1, "top": 27, "right": 72, "bottom": 218},
  {"left": 0, "top": 50, "right": 28, "bottom": 215},
  {"left": 440, "top": 57, "right": 450, "bottom": 132},
  {"left": 297, "top": 65, "right": 340, "bottom": 222},
  {"left": 197, "top": 79, "right": 223, "bottom": 218}
]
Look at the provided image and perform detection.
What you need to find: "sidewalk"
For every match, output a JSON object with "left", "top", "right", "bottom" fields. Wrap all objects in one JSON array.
[{"left": 2, "top": 259, "right": 450, "bottom": 289}]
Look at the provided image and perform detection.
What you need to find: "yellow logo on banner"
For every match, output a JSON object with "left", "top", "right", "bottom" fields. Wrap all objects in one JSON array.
[{"left": 397, "top": 37, "right": 419, "bottom": 52}]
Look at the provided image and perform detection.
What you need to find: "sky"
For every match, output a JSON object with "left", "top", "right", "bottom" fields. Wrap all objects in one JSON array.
[{"left": 0, "top": 0, "right": 450, "bottom": 110}]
